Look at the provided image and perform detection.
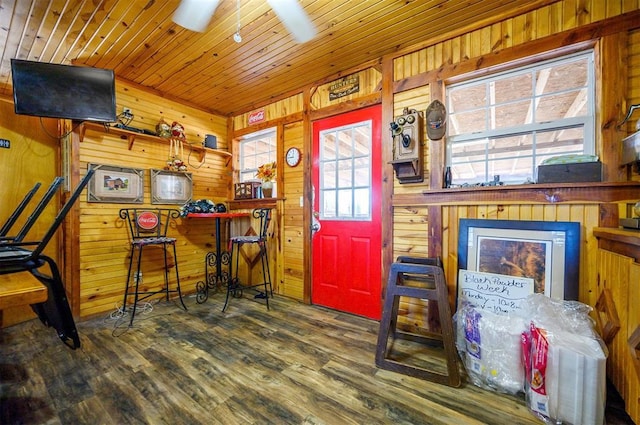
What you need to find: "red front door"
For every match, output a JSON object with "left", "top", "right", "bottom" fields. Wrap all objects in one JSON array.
[{"left": 311, "top": 104, "right": 382, "bottom": 319}]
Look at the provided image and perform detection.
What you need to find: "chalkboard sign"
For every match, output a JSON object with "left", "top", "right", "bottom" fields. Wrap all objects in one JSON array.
[{"left": 457, "top": 269, "right": 534, "bottom": 315}]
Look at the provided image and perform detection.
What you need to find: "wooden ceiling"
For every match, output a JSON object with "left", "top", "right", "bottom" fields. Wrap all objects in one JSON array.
[{"left": 0, "top": 0, "right": 557, "bottom": 117}]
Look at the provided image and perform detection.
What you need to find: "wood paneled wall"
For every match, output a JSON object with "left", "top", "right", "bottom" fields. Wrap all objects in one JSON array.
[
  {"left": 222, "top": 1, "right": 640, "bottom": 322},
  {"left": 75, "top": 80, "right": 229, "bottom": 318},
  {"left": 13, "top": 0, "right": 635, "bottom": 324},
  {"left": 233, "top": 95, "right": 303, "bottom": 133},
  {"left": 394, "top": 0, "right": 640, "bottom": 83},
  {"left": 385, "top": 2, "right": 640, "bottom": 332},
  {"left": 0, "top": 98, "right": 59, "bottom": 326},
  {"left": 280, "top": 122, "right": 305, "bottom": 300}
]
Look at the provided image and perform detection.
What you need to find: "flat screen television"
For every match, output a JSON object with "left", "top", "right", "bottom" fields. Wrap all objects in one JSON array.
[{"left": 11, "top": 59, "right": 117, "bottom": 123}]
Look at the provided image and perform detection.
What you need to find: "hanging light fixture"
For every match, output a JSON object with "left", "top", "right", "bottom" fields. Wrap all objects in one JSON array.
[
  {"left": 173, "top": 0, "right": 220, "bottom": 32},
  {"left": 233, "top": 0, "right": 242, "bottom": 43}
]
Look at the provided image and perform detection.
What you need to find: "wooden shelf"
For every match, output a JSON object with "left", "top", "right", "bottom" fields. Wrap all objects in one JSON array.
[
  {"left": 227, "top": 198, "right": 280, "bottom": 210},
  {"left": 391, "top": 181, "right": 640, "bottom": 206},
  {"left": 594, "top": 227, "right": 640, "bottom": 262},
  {"left": 78, "top": 121, "right": 231, "bottom": 163}
]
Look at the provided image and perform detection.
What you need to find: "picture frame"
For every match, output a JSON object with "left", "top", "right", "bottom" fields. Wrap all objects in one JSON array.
[
  {"left": 458, "top": 219, "right": 580, "bottom": 300},
  {"left": 150, "top": 169, "right": 192, "bottom": 205},
  {"left": 87, "top": 163, "right": 144, "bottom": 203}
]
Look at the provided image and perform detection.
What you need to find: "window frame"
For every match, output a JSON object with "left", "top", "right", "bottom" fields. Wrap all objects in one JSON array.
[
  {"left": 445, "top": 49, "right": 596, "bottom": 186},
  {"left": 237, "top": 127, "right": 277, "bottom": 183}
]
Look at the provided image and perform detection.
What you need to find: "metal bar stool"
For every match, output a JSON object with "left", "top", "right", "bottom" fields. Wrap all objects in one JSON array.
[
  {"left": 119, "top": 208, "right": 187, "bottom": 326},
  {"left": 225, "top": 208, "right": 272, "bottom": 311},
  {"left": 375, "top": 256, "right": 461, "bottom": 387},
  {"left": 0, "top": 181, "right": 42, "bottom": 238}
]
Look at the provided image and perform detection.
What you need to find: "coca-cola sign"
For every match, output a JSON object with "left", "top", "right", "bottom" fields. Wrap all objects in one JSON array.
[
  {"left": 137, "top": 211, "right": 159, "bottom": 231},
  {"left": 248, "top": 109, "right": 265, "bottom": 125}
]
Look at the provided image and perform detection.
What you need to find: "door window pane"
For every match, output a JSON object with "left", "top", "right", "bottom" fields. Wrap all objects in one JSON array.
[{"left": 319, "top": 120, "right": 372, "bottom": 220}]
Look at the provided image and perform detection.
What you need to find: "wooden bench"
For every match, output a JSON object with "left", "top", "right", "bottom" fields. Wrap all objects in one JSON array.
[{"left": 0, "top": 272, "right": 48, "bottom": 327}]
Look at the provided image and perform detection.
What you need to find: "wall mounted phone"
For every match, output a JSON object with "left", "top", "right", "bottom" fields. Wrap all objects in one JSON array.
[{"left": 389, "top": 107, "right": 424, "bottom": 183}]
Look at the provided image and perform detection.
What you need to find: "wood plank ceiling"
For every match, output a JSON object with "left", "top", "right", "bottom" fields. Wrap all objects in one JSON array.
[{"left": 0, "top": 0, "right": 557, "bottom": 116}]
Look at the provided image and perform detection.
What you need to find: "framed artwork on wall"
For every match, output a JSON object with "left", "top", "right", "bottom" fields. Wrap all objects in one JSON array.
[
  {"left": 458, "top": 219, "right": 580, "bottom": 300},
  {"left": 87, "top": 163, "right": 144, "bottom": 203},
  {"left": 150, "top": 169, "right": 192, "bottom": 205}
]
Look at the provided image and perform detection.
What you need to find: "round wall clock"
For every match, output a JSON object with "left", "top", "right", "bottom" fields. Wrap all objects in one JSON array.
[{"left": 286, "top": 147, "right": 301, "bottom": 167}]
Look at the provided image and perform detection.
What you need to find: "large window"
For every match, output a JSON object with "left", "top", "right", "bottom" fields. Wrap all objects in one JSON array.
[
  {"left": 446, "top": 50, "right": 595, "bottom": 186},
  {"left": 239, "top": 128, "right": 277, "bottom": 183}
]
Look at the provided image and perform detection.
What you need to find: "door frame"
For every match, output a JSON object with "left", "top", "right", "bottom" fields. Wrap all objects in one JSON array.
[{"left": 302, "top": 98, "right": 387, "bottom": 305}]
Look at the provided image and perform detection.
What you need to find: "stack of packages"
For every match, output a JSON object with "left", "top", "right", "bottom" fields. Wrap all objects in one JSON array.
[{"left": 456, "top": 294, "right": 607, "bottom": 425}]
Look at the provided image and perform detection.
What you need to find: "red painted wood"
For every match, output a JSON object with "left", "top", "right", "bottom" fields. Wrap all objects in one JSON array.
[
  {"left": 186, "top": 213, "right": 250, "bottom": 219},
  {"left": 311, "top": 104, "right": 382, "bottom": 320}
]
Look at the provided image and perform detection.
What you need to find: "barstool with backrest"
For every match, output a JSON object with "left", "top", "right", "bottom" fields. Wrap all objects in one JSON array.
[
  {"left": 225, "top": 208, "right": 272, "bottom": 311},
  {"left": 119, "top": 208, "right": 187, "bottom": 326}
]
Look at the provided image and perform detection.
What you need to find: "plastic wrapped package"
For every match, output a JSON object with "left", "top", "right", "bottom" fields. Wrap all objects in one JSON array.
[
  {"left": 519, "top": 293, "right": 597, "bottom": 338},
  {"left": 455, "top": 302, "right": 527, "bottom": 394},
  {"left": 455, "top": 293, "right": 607, "bottom": 425},
  {"left": 521, "top": 295, "right": 608, "bottom": 425}
]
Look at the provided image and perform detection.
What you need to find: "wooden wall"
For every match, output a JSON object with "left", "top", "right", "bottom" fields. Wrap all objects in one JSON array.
[
  {"left": 222, "top": 2, "right": 640, "bottom": 323},
  {"left": 229, "top": 64, "right": 384, "bottom": 305},
  {"left": 0, "top": 98, "right": 59, "bottom": 326},
  {"left": 386, "top": 2, "right": 640, "bottom": 332},
  {"left": 74, "top": 80, "right": 229, "bottom": 318},
  {"left": 4, "top": 0, "right": 637, "bottom": 326},
  {"left": 280, "top": 122, "right": 305, "bottom": 300}
]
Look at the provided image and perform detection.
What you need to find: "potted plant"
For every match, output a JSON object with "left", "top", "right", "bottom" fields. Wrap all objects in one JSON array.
[{"left": 256, "top": 161, "right": 276, "bottom": 197}]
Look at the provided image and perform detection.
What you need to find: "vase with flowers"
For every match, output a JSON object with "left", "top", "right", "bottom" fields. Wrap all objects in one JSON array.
[{"left": 256, "top": 161, "right": 276, "bottom": 198}]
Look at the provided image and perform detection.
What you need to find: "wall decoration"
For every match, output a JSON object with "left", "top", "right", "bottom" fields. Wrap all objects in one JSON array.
[
  {"left": 166, "top": 138, "right": 187, "bottom": 172},
  {"left": 87, "top": 163, "right": 144, "bottom": 203},
  {"left": 329, "top": 74, "right": 360, "bottom": 100},
  {"left": 171, "top": 121, "right": 186, "bottom": 139},
  {"left": 458, "top": 219, "right": 580, "bottom": 301},
  {"left": 156, "top": 118, "right": 171, "bottom": 137},
  {"left": 150, "top": 169, "right": 192, "bottom": 204}
]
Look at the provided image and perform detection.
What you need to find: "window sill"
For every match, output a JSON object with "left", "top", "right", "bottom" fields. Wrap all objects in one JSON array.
[
  {"left": 391, "top": 181, "right": 640, "bottom": 206},
  {"left": 227, "top": 198, "right": 280, "bottom": 210}
]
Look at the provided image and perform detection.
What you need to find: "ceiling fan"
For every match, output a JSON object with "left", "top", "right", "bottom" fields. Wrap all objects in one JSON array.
[{"left": 173, "top": 0, "right": 317, "bottom": 43}]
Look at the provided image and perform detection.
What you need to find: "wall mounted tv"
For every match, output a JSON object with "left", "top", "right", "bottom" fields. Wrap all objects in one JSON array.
[{"left": 11, "top": 59, "right": 117, "bottom": 123}]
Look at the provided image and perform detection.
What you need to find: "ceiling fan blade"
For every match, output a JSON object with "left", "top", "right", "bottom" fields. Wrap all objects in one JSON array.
[
  {"left": 267, "top": 0, "right": 317, "bottom": 44},
  {"left": 173, "top": 0, "right": 221, "bottom": 32}
]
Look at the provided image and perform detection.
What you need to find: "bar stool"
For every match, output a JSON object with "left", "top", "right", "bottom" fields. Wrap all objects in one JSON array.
[
  {"left": 375, "top": 256, "right": 461, "bottom": 387},
  {"left": 119, "top": 208, "right": 187, "bottom": 326},
  {"left": 225, "top": 208, "right": 272, "bottom": 311}
]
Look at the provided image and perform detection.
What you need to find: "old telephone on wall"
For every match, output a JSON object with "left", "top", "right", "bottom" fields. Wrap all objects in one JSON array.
[{"left": 389, "top": 107, "right": 424, "bottom": 183}]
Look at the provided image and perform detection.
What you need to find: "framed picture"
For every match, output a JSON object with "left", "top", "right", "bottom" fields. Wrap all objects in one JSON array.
[
  {"left": 150, "top": 169, "right": 192, "bottom": 205},
  {"left": 87, "top": 163, "right": 144, "bottom": 203},
  {"left": 458, "top": 219, "right": 580, "bottom": 300}
]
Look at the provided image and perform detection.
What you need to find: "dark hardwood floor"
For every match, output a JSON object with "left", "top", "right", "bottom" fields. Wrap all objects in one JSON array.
[{"left": 0, "top": 293, "right": 634, "bottom": 424}]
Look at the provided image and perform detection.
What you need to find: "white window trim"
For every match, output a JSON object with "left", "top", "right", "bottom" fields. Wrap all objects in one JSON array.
[
  {"left": 239, "top": 127, "right": 277, "bottom": 182},
  {"left": 445, "top": 50, "right": 595, "bottom": 184}
]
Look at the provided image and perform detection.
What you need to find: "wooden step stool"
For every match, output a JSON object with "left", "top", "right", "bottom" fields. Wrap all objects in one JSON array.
[{"left": 375, "top": 256, "right": 461, "bottom": 387}]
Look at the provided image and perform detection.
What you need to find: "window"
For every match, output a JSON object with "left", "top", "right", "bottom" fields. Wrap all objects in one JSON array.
[
  {"left": 319, "top": 120, "right": 372, "bottom": 220},
  {"left": 238, "top": 128, "right": 277, "bottom": 190},
  {"left": 446, "top": 50, "right": 595, "bottom": 186}
]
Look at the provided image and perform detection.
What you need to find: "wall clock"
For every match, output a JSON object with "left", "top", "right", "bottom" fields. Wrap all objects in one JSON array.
[{"left": 286, "top": 147, "right": 301, "bottom": 167}]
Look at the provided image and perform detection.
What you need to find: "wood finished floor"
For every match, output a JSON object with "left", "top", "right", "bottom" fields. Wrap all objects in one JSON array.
[{"left": 0, "top": 293, "right": 633, "bottom": 425}]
